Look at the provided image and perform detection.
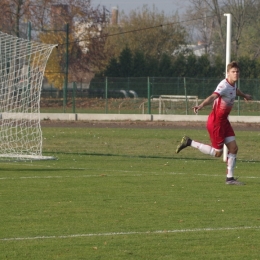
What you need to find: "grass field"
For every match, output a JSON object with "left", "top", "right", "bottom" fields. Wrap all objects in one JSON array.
[{"left": 1, "top": 124, "right": 260, "bottom": 259}]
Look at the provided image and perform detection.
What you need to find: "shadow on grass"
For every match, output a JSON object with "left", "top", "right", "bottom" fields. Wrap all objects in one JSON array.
[
  {"left": 44, "top": 152, "right": 260, "bottom": 163},
  {"left": 47, "top": 151, "right": 217, "bottom": 161}
]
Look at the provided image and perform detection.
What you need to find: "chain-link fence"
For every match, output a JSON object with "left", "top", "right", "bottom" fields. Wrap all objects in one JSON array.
[{"left": 40, "top": 77, "right": 260, "bottom": 115}]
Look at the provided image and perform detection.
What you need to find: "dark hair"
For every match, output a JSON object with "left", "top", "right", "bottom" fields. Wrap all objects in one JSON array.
[{"left": 227, "top": 61, "right": 240, "bottom": 72}]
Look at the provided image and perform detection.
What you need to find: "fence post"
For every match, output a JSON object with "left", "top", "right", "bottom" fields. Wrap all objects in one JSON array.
[
  {"left": 72, "top": 82, "right": 76, "bottom": 113},
  {"left": 184, "top": 77, "right": 188, "bottom": 115},
  {"left": 63, "top": 23, "right": 69, "bottom": 113},
  {"left": 105, "top": 77, "right": 108, "bottom": 114},
  {"left": 147, "top": 77, "right": 151, "bottom": 114},
  {"left": 62, "top": 83, "right": 66, "bottom": 113},
  {"left": 81, "top": 78, "right": 82, "bottom": 92}
]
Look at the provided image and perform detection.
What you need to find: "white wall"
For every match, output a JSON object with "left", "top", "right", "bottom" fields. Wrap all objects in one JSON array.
[
  {"left": 38, "top": 113, "right": 260, "bottom": 123},
  {"left": 2, "top": 113, "right": 259, "bottom": 123}
]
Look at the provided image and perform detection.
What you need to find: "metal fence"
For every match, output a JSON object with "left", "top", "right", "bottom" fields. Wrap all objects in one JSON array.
[{"left": 40, "top": 77, "right": 260, "bottom": 115}]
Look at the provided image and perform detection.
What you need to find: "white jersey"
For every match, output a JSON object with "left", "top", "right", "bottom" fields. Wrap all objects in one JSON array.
[{"left": 211, "top": 78, "right": 237, "bottom": 121}]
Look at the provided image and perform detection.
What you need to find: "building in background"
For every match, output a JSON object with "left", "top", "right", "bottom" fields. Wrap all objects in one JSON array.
[
  {"left": 111, "top": 7, "right": 119, "bottom": 25},
  {"left": 173, "top": 41, "right": 213, "bottom": 57}
]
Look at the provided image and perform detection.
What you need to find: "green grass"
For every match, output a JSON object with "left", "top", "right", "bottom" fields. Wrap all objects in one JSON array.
[{"left": 1, "top": 125, "right": 260, "bottom": 259}]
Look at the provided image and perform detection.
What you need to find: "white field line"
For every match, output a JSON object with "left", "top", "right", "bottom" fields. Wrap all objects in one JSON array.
[
  {"left": 1, "top": 226, "right": 260, "bottom": 241},
  {"left": 1, "top": 172, "right": 260, "bottom": 180},
  {"left": 0, "top": 175, "right": 98, "bottom": 180},
  {"left": 197, "top": 174, "right": 260, "bottom": 179},
  {"left": 0, "top": 172, "right": 186, "bottom": 180}
]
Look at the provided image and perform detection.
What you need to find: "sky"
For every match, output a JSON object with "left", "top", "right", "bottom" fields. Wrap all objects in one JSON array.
[{"left": 91, "top": 0, "right": 190, "bottom": 16}]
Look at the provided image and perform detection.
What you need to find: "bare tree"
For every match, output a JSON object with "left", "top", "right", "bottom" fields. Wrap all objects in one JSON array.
[
  {"left": 0, "top": 0, "right": 31, "bottom": 36},
  {"left": 184, "top": 0, "right": 216, "bottom": 55},
  {"left": 186, "top": 0, "right": 258, "bottom": 60},
  {"left": 223, "top": 0, "right": 258, "bottom": 57},
  {"left": 238, "top": 1, "right": 260, "bottom": 59},
  {"left": 185, "top": 0, "right": 226, "bottom": 59}
]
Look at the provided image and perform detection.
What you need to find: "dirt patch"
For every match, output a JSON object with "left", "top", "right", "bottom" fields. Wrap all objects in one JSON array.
[{"left": 40, "top": 120, "right": 260, "bottom": 131}]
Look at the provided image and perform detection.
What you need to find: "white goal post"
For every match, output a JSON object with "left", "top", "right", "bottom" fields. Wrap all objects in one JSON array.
[
  {"left": 0, "top": 31, "right": 57, "bottom": 160},
  {"left": 223, "top": 13, "right": 232, "bottom": 162}
]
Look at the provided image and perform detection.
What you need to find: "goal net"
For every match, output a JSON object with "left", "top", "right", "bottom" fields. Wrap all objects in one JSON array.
[{"left": 0, "top": 31, "right": 57, "bottom": 160}]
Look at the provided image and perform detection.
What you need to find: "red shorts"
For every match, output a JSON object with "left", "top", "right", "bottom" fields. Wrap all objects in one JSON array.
[{"left": 206, "top": 114, "right": 235, "bottom": 150}]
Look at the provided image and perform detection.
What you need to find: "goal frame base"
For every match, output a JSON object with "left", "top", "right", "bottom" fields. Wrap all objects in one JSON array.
[{"left": 0, "top": 154, "right": 57, "bottom": 161}]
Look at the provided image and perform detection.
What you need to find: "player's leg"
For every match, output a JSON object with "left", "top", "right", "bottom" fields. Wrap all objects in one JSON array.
[
  {"left": 227, "top": 140, "right": 237, "bottom": 179},
  {"left": 176, "top": 117, "right": 222, "bottom": 156},
  {"left": 225, "top": 137, "right": 237, "bottom": 179},
  {"left": 224, "top": 121, "right": 243, "bottom": 185},
  {"left": 225, "top": 137, "right": 243, "bottom": 185},
  {"left": 175, "top": 135, "right": 221, "bottom": 157},
  {"left": 224, "top": 122, "right": 237, "bottom": 178},
  {"left": 191, "top": 139, "right": 220, "bottom": 156}
]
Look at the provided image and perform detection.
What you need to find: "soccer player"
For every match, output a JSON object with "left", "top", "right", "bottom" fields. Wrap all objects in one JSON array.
[{"left": 176, "top": 61, "right": 252, "bottom": 185}]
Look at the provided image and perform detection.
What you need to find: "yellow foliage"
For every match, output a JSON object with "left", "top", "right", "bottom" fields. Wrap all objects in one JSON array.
[{"left": 39, "top": 31, "right": 74, "bottom": 90}]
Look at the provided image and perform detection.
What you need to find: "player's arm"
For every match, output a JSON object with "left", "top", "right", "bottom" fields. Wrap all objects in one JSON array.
[
  {"left": 193, "top": 93, "right": 219, "bottom": 114},
  {"left": 236, "top": 89, "right": 252, "bottom": 101}
]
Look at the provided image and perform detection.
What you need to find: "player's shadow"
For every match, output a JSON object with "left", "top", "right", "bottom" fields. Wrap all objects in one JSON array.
[
  {"left": 46, "top": 152, "right": 260, "bottom": 163},
  {"left": 49, "top": 151, "right": 219, "bottom": 161}
]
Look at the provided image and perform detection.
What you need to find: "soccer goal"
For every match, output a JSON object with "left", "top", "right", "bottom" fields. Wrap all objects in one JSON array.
[
  {"left": 0, "top": 31, "right": 57, "bottom": 160},
  {"left": 151, "top": 95, "right": 198, "bottom": 115}
]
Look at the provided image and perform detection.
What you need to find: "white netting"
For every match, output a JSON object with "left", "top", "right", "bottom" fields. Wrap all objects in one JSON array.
[{"left": 0, "top": 31, "right": 57, "bottom": 160}]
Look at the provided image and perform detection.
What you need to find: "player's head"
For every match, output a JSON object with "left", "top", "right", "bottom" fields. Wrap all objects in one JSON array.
[
  {"left": 227, "top": 61, "right": 240, "bottom": 72},
  {"left": 227, "top": 61, "right": 240, "bottom": 83}
]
